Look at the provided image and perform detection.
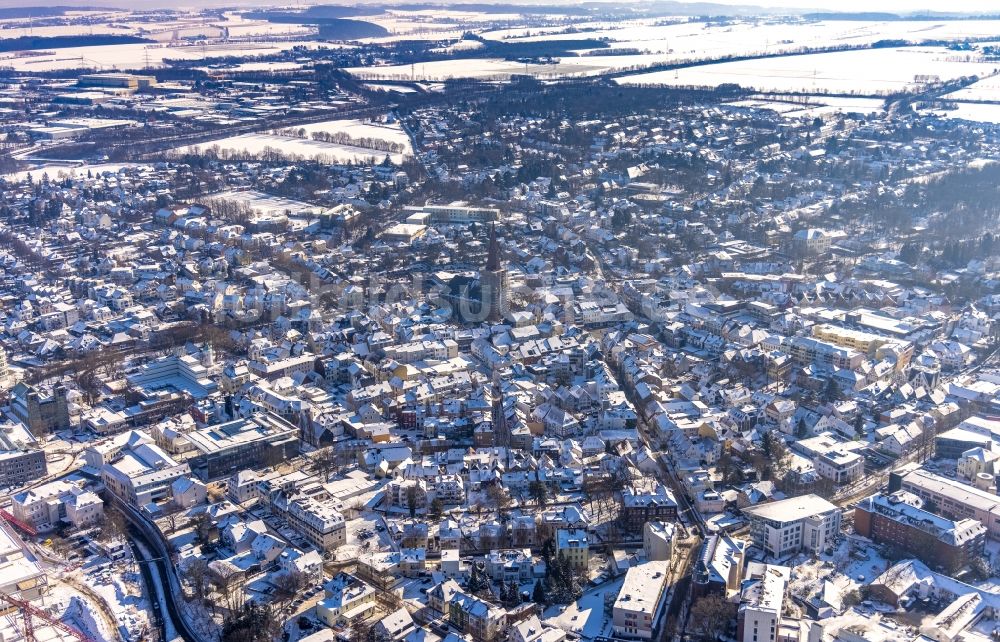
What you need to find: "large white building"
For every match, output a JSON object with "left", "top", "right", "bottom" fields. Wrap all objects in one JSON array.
[
  {"left": 895, "top": 466, "right": 1000, "bottom": 539},
  {"left": 12, "top": 479, "right": 104, "bottom": 532},
  {"left": 100, "top": 439, "right": 190, "bottom": 508},
  {"left": 737, "top": 563, "right": 790, "bottom": 642},
  {"left": 743, "top": 494, "right": 840, "bottom": 558},
  {"left": 612, "top": 560, "right": 670, "bottom": 639},
  {"left": 403, "top": 203, "right": 499, "bottom": 224}
]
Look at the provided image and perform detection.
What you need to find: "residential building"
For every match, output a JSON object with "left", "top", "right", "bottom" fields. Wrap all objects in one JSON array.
[
  {"left": 316, "top": 572, "right": 378, "bottom": 627},
  {"left": 743, "top": 494, "right": 841, "bottom": 558},
  {"left": 643, "top": 521, "right": 675, "bottom": 562},
  {"left": 0, "top": 422, "right": 47, "bottom": 487},
  {"left": 612, "top": 561, "right": 670, "bottom": 640},
  {"left": 892, "top": 466, "right": 1000, "bottom": 539},
  {"left": 555, "top": 528, "right": 589, "bottom": 571},
  {"left": 854, "top": 491, "right": 985, "bottom": 573},
  {"left": 621, "top": 485, "right": 678, "bottom": 531},
  {"left": 737, "top": 563, "right": 790, "bottom": 642}
]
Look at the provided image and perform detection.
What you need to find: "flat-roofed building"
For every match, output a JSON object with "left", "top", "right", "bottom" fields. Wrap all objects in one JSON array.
[
  {"left": 743, "top": 494, "right": 840, "bottom": 558},
  {"left": 404, "top": 203, "right": 500, "bottom": 224},
  {"left": 78, "top": 73, "right": 157, "bottom": 90},
  {"left": 612, "top": 560, "right": 670, "bottom": 639},
  {"left": 126, "top": 354, "right": 218, "bottom": 400},
  {"left": 0, "top": 522, "right": 47, "bottom": 599},
  {"left": 892, "top": 465, "right": 1000, "bottom": 539},
  {"left": 816, "top": 448, "right": 864, "bottom": 485},
  {"left": 0, "top": 421, "right": 47, "bottom": 487},
  {"left": 186, "top": 413, "right": 299, "bottom": 481},
  {"left": 382, "top": 223, "right": 428, "bottom": 243},
  {"left": 737, "top": 563, "right": 790, "bottom": 642}
]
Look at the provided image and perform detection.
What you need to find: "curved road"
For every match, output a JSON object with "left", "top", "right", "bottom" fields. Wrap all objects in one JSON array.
[{"left": 106, "top": 492, "right": 203, "bottom": 642}]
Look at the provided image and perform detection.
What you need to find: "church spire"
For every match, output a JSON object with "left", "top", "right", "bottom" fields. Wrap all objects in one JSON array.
[{"left": 485, "top": 222, "right": 502, "bottom": 271}]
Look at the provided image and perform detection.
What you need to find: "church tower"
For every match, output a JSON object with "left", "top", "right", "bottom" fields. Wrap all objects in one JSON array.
[{"left": 481, "top": 223, "right": 509, "bottom": 322}]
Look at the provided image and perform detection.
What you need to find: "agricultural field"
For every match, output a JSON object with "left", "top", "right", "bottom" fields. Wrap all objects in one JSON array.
[
  {"left": 615, "top": 47, "right": 999, "bottom": 95},
  {"left": 481, "top": 18, "right": 1000, "bottom": 59},
  {"left": 943, "top": 71, "right": 1000, "bottom": 102},
  {"left": 0, "top": 39, "right": 340, "bottom": 72}
]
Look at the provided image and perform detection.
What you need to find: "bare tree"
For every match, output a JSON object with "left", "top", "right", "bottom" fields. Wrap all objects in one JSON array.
[
  {"left": 272, "top": 570, "right": 305, "bottom": 613},
  {"left": 183, "top": 558, "right": 210, "bottom": 603}
]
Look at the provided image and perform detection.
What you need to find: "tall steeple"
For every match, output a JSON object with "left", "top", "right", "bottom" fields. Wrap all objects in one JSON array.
[
  {"left": 485, "top": 222, "right": 502, "bottom": 271},
  {"left": 481, "top": 222, "right": 509, "bottom": 323}
]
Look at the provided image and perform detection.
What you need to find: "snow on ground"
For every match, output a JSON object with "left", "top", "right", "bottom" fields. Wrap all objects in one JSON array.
[
  {"left": 0, "top": 582, "right": 106, "bottom": 642},
  {"left": 77, "top": 553, "right": 152, "bottom": 640},
  {"left": 346, "top": 54, "right": 677, "bottom": 81},
  {"left": 178, "top": 123, "right": 411, "bottom": 165},
  {"left": 481, "top": 18, "right": 1000, "bottom": 59},
  {"left": 4, "top": 163, "right": 149, "bottom": 182},
  {"left": 924, "top": 103, "right": 1000, "bottom": 124},
  {"left": 817, "top": 608, "right": 922, "bottom": 642},
  {"left": 196, "top": 61, "right": 306, "bottom": 73},
  {"left": 133, "top": 538, "right": 179, "bottom": 641},
  {"left": 782, "top": 96, "right": 886, "bottom": 119},
  {"left": 788, "top": 536, "right": 892, "bottom": 597},
  {"left": 542, "top": 576, "right": 624, "bottom": 639},
  {"left": 728, "top": 95, "right": 885, "bottom": 121},
  {"left": 0, "top": 41, "right": 344, "bottom": 72},
  {"left": 291, "top": 118, "right": 412, "bottom": 152},
  {"left": 365, "top": 83, "right": 419, "bottom": 93},
  {"left": 337, "top": 512, "right": 393, "bottom": 561},
  {"left": 944, "top": 71, "right": 1000, "bottom": 102},
  {"left": 616, "top": 47, "right": 999, "bottom": 95}
]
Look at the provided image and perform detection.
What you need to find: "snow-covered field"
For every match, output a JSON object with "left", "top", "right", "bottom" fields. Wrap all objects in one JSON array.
[
  {"left": 925, "top": 103, "right": 1000, "bottom": 124},
  {"left": 179, "top": 118, "right": 411, "bottom": 165},
  {"left": 0, "top": 40, "right": 343, "bottom": 72},
  {"left": 365, "top": 83, "right": 419, "bottom": 93},
  {"left": 944, "top": 73, "right": 1000, "bottom": 102},
  {"left": 347, "top": 53, "right": 677, "bottom": 81},
  {"left": 4, "top": 162, "right": 147, "bottom": 182},
  {"left": 294, "top": 118, "right": 412, "bottom": 149},
  {"left": 482, "top": 18, "right": 1000, "bottom": 59},
  {"left": 341, "top": 17, "right": 1000, "bottom": 83},
  {"left": 196, "top": 61, "right": 307, "bottom": 73},
  {"left": 179, "top": 133, "right": 403, "bottom": 165},
  {"left": 0, "top": 11, "right": 314, "bottom": 41},
  {"left": 616, "top": 47, "right": 998, "bottom": 95}
]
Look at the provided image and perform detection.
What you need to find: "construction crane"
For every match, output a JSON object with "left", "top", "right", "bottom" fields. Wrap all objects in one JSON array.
[
  {"left": 0, "top": 509, "right": 37, "bottom": 537},
  {"left": 0, "top": 590, "right": 98, "bottom": 642}
]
